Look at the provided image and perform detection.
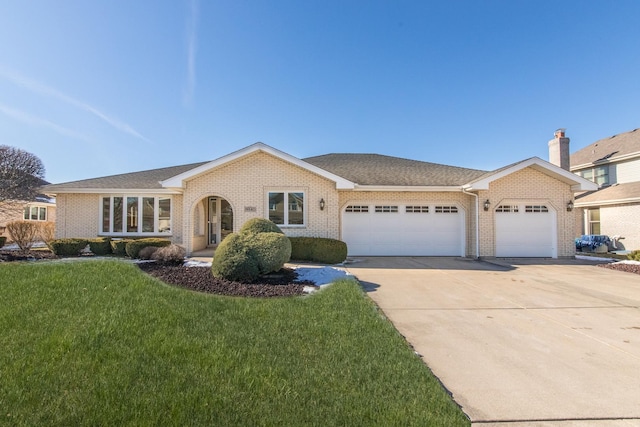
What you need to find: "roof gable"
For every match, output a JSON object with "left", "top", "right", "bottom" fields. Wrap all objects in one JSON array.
[
  {"left": 160, "top": 142, "right": 355, "bottom": 189},
  {"left": 463, "top": 157, "right": 598, "bottom": 192}
]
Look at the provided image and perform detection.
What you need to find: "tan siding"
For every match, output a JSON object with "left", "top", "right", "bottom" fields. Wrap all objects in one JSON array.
[{"left": 615, "top": 158, "right": 640, "bottom": 184}]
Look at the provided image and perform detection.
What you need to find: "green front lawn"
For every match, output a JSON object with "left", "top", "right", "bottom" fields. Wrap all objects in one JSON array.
[{"left": 0, "top": 260, "right": 468, "bottom": 426}]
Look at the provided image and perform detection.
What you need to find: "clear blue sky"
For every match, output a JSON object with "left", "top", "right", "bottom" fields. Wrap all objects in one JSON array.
[{"left": 1, "top": 1, "right": 639, "bottom": 184}]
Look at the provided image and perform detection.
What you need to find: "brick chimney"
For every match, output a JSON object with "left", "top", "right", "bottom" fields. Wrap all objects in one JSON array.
[{"left": 548, "top": 128, "right": 570, "bottom": 170}]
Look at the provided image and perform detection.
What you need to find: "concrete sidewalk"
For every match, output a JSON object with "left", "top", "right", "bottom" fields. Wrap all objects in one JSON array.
[{"left": 345, "top": 257, "right": 640, "bottom": 426}]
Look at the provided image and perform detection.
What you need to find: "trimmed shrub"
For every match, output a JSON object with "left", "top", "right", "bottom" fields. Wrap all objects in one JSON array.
[
  {"left": 50, "top": 238, "right": 89, "bottom": 256},
  {"left": 239, "top": 218, "right": 284, "bottom": 235},
  {"left": 138, "top": 246, "right": 159, "bottom": 260},
  {"left": 289, "top": 237, "right": 348, "bottom": 264},
  {"left": 0, "top": 236, "right": 6, "bottom": 248},
  {"left": 152, "top": 244, "right": 186, "bottom": 265},
  {"left": 6, "top": 220, "right": 40, "bottom": 252},
  {"left": 39, "top": 222, "right": 56, "bottom": 251},
  {"left": 88, "top": 237, "right": 112, "bottom": 256},
  {"left": 628, "top": 250, "right": 640, "bottom": 262},
  {"left": 250, "top": 232, "right": 291, "bottom": 274},
  {"left": 211, "top": 233, "right": 259, "bottom": 282},
  {"left": 110, "top": 239, "right": 132, "bottom": 256},
  {"left": 125, "top": 238, "right": 171, "bottom": 259}
]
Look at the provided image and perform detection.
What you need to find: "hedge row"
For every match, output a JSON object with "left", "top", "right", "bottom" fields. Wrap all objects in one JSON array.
[
  {"left": 289, "top": 237, "right": 348, "bottom": 264},
  {"left": 48, "top": 237, "right": 173, "bottom": 259}
]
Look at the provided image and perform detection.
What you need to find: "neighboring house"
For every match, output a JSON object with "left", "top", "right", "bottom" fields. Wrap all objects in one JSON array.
[
  {"left": 42, "top": 138, "right": 596, "bottom": 258},
  {"left": 0, "top": 179, "right": 56, "bottom": 241},
  {"left": 571, "top": 128, "right": 640, "bottom": 251}
]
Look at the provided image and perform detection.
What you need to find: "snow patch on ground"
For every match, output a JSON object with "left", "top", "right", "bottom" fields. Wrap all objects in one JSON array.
[{"left": 182, "top": 259, "right": 354, "bottom": 290}]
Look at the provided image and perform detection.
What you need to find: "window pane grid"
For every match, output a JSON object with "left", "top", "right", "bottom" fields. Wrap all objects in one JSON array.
[
  {"left": 435, "top": 206, "right": 458, "bottom": 213},
  {"left": 345, "top": 205, "right": 369, "bottom": 213},
  {"left": 375, "top": 205, "right": 398, "bottom": 213},
  {"left": 496, "top": 205, "right": 519, "bottom": 213},
  {"left": 102, "top": 196, "right": 171, "bottom": 235},
  {"left": 268, "top": 192, "right": 305, "bottom": 226},
  {"left": 525, "top": 205, "right": 548, "bottom": 213},
  {"left": 406, "top": 206, "right": 429, "bottom": 213}
]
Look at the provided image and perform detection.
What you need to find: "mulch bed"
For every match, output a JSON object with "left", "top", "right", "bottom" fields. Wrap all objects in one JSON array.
[
  {"left": 597, "top": 262, "right": 640, "bottom": 275},
  {"left": 0, "top": 249, "right": 58, "bottom": 262},
  {"left": 136, "top": 263, "right": 316, "bottom": 297}
]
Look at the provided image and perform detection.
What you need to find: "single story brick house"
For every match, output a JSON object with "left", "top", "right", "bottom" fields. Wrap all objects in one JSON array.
[{"left": 43, "top": 134, "right": 596, "bottom": 258}]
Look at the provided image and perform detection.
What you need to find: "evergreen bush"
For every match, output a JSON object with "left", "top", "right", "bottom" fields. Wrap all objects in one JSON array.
[
  {"left": 110, "top": 239, "right": 132, "bottom": 256},
  {"left": 211, "top": 234, "right": 260, "bottom": 282},
  {"left": 50, "top": 238, "right": 89, "bottom": 256},
  {"left": 251, "top": 232, "right": 291, "bottom": 274},
  {"left": 289, "top": 237, "right": 348, "bottom": 264},
  {"left": 239, "top": 218, "right": 284, "bottom": 235},
  {"left": 88, "top": 237, "right": 112, "bottom": 256}
]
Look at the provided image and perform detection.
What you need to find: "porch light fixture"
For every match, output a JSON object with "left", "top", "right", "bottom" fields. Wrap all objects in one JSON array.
[
  {"left": 567, "top": 200, "right": 574, "bottom": 212},
  {"left": 483, "top": 199, "right": 490, "bottom": 211},
  {"left": 319, "top": 198, "right": 325, "bottom": 211}
]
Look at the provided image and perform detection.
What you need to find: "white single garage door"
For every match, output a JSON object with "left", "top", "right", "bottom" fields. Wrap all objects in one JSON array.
[
  {"left": 342, "top": 204, "right": 465, "bottom": 256},
  {"left": 495, "top": 203, "right": 556, "bottom": 257}
]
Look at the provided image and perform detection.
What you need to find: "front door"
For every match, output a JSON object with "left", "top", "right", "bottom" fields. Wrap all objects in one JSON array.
[{"left": 207, "top": 197, "right": 233, "bottom": 246}]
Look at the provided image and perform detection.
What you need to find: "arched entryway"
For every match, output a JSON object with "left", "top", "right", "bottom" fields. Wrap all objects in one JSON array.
[
  {"left": 206, "top": 197, "right": 233, "bottom": 246},
  {"left": 191, "top": 196, "right": 234, "bottom": 254}
]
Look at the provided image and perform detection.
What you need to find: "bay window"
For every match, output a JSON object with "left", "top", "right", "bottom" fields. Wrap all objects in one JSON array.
[{"left": 101, "top": 196, "right": 171, "bottom": 235}]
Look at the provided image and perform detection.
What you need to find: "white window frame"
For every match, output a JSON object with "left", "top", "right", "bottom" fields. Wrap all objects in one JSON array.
[
  {"left": 266, "top": 191, "right": 306, "bottom": 227},
  {"left": 99, "top": 195, "right": 173, "bottom": 236},
  {"left": 23, "top": 205, "right": 48, "bottom": 221}
]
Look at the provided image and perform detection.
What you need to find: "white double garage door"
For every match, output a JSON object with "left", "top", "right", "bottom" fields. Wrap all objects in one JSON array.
[
  {"left": 341, "top": 201, "right": 556, "bottom": 257},
  {"left": 342, "top": 203, "right": 465, "bottom": 256}
]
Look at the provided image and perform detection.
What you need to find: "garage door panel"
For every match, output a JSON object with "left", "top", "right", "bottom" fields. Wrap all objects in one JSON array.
[
  {"left": 343, "top": 204, "right": 464, "bottom": 256},
  {"left": 495, "top": 205, "right": 556, "bottom": 258}
]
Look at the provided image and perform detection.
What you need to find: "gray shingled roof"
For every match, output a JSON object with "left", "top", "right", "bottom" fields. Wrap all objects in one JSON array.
[
  {"left": 43, "top": 152, "right": 490, "bottom": 192},
  {"left": 303, "top": 153, "right": 488, "bottom": 186},
  {"left": 575, "top": 181, "right": 640, "bottom": 205},
  {"left": 571, "top": 128, "right": 640, "bottom": 168},
  {"left": 43, "top": 161, "right": 209, "bottom": 191}
]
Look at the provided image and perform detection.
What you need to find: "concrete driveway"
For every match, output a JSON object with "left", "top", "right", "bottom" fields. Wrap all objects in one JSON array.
[{"left": 344, "top": 257, "right": 640, "bottom": 426}]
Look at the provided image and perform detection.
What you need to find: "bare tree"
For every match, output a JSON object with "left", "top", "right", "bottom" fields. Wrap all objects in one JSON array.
[{"left": 0, "top": 145, "right": 46, "bottom": 216}]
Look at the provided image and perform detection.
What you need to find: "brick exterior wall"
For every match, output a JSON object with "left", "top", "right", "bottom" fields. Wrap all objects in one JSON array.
[
  {"left": 51, "top": 157, "right": 578, "bottom": 258},
  {"left": 182, "top": 151, "right": 339, "bottom": 254},
  {"left": 54, "top": 194, "right": 100, "bottom": 239},
  {"left": 479, "top": 167, "right": 576, "bottom": 258},
  {"left": 600, "top": 203, "right": 640, "bottom": 251}
]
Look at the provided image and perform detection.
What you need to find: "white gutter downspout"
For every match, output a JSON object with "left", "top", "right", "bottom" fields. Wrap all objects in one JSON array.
[{"left": 462, "top": 188, "right": 479, "bottom": 259}]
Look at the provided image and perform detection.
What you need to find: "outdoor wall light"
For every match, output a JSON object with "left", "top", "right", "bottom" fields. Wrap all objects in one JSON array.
[
  {"left": 567, "top": 200, "right": 574, "bottom": 212},
  {"left": 483, "top": 199, "right": 490, "bottom": 211},
  {"left": 319, "top": 198, "right": 325, "bottom": 211}
]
